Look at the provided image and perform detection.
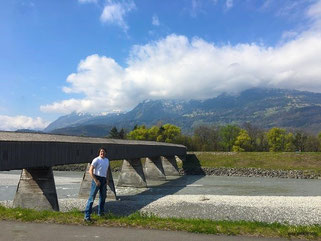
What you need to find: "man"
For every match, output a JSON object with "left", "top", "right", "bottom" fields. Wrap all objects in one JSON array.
[{"left": 84, "top": 147, "right": 109, "bottom": 221}]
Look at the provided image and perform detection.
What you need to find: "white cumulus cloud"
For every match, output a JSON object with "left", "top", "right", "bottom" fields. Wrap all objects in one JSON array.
[
  {"left": 100, "top": 0, "right": 135, "bottom": 31},
  {"left": 0, "top": 115, "right": 50, "bottom": 131},
  {"left": 40, "top": 0, "right": 321, "bottom": 115}
]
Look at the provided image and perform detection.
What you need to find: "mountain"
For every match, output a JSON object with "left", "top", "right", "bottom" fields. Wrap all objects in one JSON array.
[
  {"left": 44, "top": 112, "right": 94, "bottom": 132},
  {"left": 46, "top": 88, "right": 321, "bottom": 136}
]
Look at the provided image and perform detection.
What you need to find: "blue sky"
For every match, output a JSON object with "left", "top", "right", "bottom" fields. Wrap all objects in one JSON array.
[{"left": 1, "top": 0, "right": 321, "bottom": 130}]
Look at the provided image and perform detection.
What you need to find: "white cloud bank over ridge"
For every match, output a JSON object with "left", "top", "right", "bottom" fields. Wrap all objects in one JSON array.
[
  {"left": 0, "top": 115, "right": 50, "bottom": 131},
  {"left": 41, "top": 1, "right": 321, "bottom": 115}
]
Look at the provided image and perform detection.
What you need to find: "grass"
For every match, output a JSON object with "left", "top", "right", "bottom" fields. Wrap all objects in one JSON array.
[
  {"left": 189, "top": 152, "right": 321, "bottom": 174},
  {"left": 0, "top": 206, "right": 320, "bottom": 240},
  {"left": 53, "top": 152, "right": 321, "bottom": 176}
]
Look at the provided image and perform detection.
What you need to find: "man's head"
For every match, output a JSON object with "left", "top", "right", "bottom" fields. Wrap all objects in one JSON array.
[{"left": 98, "top": 148, "right": 107, "bottom": 158}]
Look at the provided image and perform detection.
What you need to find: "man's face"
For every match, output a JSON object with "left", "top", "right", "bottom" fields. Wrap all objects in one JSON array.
[{"left": 99, "top": 149, "right": 106, "bottom": 158}]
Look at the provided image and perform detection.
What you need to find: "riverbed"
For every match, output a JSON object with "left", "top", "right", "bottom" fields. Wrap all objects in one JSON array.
[{"left": 1, "top": 171, "right": 320, "bottom": 225}]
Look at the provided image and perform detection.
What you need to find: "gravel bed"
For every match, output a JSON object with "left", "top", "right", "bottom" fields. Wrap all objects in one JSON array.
[
  {"left": 2, "top": 195, "right": 320, "bottom": 226},
  {"left": 180, "top": 167, "right": 321, "bottom": 179}
]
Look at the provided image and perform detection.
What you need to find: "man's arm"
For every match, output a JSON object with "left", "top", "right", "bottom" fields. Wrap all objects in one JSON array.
[{"left": 89, "top": 165, "right": 100, "bottom": 187}]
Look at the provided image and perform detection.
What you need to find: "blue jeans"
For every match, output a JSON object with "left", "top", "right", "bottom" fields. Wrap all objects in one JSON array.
[{"left": 84, "top": 175, "right": 107, "bottom": 219}]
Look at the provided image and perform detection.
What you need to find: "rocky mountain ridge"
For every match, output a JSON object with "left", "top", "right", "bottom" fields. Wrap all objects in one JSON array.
[{"left": 45, "top": 88, "right": 321, "bottom": 136}]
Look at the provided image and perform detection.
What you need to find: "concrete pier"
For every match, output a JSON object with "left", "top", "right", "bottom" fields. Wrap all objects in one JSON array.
[
  {"left": 13, "top": 168, "right": 59, "bottom": 211},
  {"left": 144, "top": 157, "right": 166, "bottom": 181},
  {"left": 78, "top": 163, "right": 117, "bottom": 200},
  {"left": 117, "top": 159, "right": 147, "bottom": 187},
  {"left": 161, "top": 156, "right": 180, "bottom": 176}
]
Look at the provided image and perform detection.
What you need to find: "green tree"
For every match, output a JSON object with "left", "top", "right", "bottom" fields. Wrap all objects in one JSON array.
[
  {"left": 242, "top": 122, "right": 268, "bottom": 151},
  {"left": 266, "top": 127, "right": 287, "bottom": 152},
  {"left": 118, "top": 128, "right": 126, "bottom": 139},
  {"left": 108, "top": 126, "right": 119, "bottom": 139},
  {"left": 219, "top": 125, "right": 241, "bottom": 151},
  {"left": 156, "top": 124, "right": 181, "bottom": 143},
  {"left": 127, "top": 125, "right": 149, "bottom": 140},
  {"left": 285, "top": 132, "right": 296, "bottom": 152},
  {"left": 293, "top": 132, "right": 308, "bottom": 152},
  {"left": 147, "top": 126, "right": 159, "bottom": 141},
  {"left": 232, "top": 129, "right": 252, "bottom": 152}
]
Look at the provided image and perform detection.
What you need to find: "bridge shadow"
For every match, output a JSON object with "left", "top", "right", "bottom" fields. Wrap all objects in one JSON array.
[{"left": 96, "top": 154, "right": 206, "bottom": 216}]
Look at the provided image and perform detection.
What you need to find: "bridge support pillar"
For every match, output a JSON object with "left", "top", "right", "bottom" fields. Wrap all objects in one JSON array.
[
  {"left": 144, "top": 156, "right": 166, "bottom": 180},
  {"left": 79, "top": 163, "right": 117, "bottom": 200},
  {"left": 161, "top": 156, "right": 180, "bottom": 176},
  {"left": 117, "top": 159, "right": 147, "bottom": 187},
  {"left": 13, "top": 167, "right": 59, "bottom": 211}
]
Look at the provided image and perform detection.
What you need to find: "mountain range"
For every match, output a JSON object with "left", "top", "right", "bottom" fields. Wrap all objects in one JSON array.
[{"left": 44, "top": 88, "right": 321, "bottom": 137}]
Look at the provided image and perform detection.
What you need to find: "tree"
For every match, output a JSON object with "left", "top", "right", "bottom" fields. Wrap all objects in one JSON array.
[
  {"left": 108, "top": 127, "right": 119, "bottom": 139},
  {"left": 293, "top": 132, "right": 308, "bottom": 152},
  {"left": 127, "top": 125, "right": 148, "bottom": 140},
  {"left": 242, "top": 122, "right": 266, "bottom": 151},
  {"left": 266, "top": 127, "right": 287, "bottom": 152},
  {"left": 193, "top": 125, "right": 220, "bottom": 151},
  {"left": 118, "top": 128, "right": 126, "bottom": 139},
  {"left": 147, "top": 126, "right": 159, "bottom": 141},
  {"left": 232, "top": 129, "right": 252, "bottom": 152},
  {"left": 285, "top": 132, "right": 296, "bottom": 152},
  {"left": 156, "top": 124, "right": 181, "bottom": 143},
  {"left": 219, "top": 125, "right": 241, "bottom": 151},
  {"left": 305, "top": 136, "right": 321, "bottom": 152}
]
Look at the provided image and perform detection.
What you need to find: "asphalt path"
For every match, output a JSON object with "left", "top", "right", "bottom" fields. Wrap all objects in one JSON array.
[{"left": 0, "top": 221, "right": 299, "bottom": 241}]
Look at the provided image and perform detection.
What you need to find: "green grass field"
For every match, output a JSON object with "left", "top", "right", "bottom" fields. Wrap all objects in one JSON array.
[
  {"left": 188, "top": 152, "right": 321, "bottom": 173},
  {"left": 54, "top": 152, "right": 321, "bottom": 176}
]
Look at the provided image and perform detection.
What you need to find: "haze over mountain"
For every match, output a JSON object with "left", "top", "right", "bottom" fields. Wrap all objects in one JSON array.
[{"left": 44, "top": 88, "right": 321, "bottom": 137}]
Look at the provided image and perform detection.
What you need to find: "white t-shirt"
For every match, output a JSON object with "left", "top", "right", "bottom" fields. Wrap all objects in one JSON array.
[{"left": 91, "top": 156, "right": 109, "bottom": 178}]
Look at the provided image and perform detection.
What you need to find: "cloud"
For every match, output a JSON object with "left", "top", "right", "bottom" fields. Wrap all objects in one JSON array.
[
  {"left": 41, "top": 1, "right": 321, "bottom": 115},
  {"left": 0, "top": 115, "right": 50, "bottom": 131},
  {"left": 226, "top": 0, "right": 233, "bottom": 9},
  {"left": 78, "top": 0, "right": 97, "bottom": 4},
  {"left": 306, "top": 0, "right": 321, "bottom": 29},
  {"left": 100, "top": 0, "right": 136, "bottom": 31},
  {"left": 152, "top": 14, "right": 160, "bottom": 26}
]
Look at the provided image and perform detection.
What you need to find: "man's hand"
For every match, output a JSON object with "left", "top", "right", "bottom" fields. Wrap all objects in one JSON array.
[{"left": 95, "top": 179, "right": 101, "bottom": 187}]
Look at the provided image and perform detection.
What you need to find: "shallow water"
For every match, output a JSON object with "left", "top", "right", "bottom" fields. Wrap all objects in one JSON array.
[{"left": 0, "top": 170, "right": 320, "bottom": 201}]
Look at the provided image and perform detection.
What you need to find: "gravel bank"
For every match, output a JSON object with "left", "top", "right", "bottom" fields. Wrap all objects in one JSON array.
[
  {"left": 180, "top": 167, "right": 321, "bottom": 179},
  {"left": 2, "top": 194, "right": 320, "bottom": 226}
]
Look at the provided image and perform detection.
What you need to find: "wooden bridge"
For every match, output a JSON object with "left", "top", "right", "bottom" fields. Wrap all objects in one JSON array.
[{"left": 0, "top": 131, "right": 186, "bottom": 211}]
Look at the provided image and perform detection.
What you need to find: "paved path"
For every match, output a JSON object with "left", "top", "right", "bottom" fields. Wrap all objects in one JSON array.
[{"left": 0, "top": 221, "right": 298, "bottom": 241}]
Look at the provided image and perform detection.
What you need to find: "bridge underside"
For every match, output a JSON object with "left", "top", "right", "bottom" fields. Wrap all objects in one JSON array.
[{"left": 13, "top": 155, "right": 183, "bottom": 211}]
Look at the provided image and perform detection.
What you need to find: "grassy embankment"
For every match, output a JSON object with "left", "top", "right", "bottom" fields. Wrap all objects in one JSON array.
[
  {"left": 189, "top": 152, "right": 321, "bottom": 174},
  {"left": 54, "top": 152, "right": 321, "bottom": 175},
  {"left": 0, "top": 206, "right": 320, "bottom": 240}
]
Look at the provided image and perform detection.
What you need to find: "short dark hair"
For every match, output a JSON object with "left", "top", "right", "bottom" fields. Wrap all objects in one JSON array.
[{"left": 98, "top": 147, "right": 107, "bottom": 155}]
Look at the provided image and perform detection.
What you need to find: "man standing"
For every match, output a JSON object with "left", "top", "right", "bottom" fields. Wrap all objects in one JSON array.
[{"left": 84, "top": 147, "right": 109, "bottom": 221}]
